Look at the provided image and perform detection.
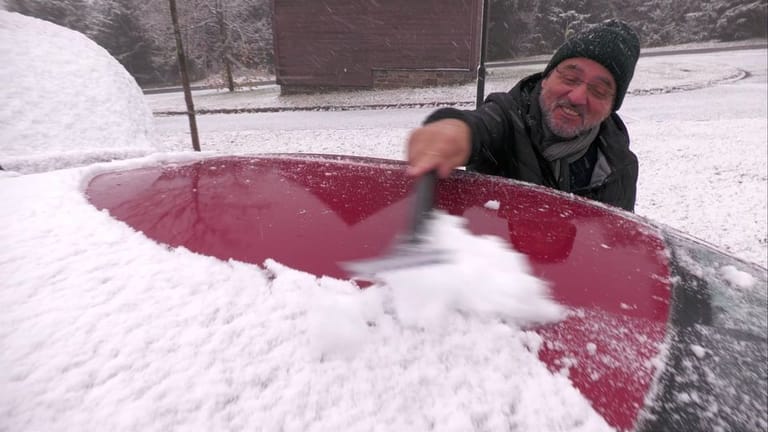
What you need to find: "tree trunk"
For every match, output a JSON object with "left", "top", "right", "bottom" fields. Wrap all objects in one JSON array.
[
  {"left": 169, "top": 0, "right": 200, "bottom": 151},
  {"left": 216, "top": 0, "right": 235, "bottom": 92}
]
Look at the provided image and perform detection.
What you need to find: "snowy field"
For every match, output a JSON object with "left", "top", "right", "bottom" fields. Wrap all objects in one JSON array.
[
  {"left": 150, "top": 48, "right": 768, "bottom": 268},
  {"left": 1, "top": 11, "right": 766, "bottom": 432}
]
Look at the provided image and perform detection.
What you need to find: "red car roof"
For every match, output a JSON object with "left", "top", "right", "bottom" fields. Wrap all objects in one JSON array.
[{"left": 87, "top": 154, "right": 671, "bottom": 430}]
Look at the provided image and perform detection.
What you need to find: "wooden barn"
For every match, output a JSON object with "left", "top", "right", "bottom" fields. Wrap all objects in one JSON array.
[{"left": 271, "top": 0, "right": 483, "bottom": 94}]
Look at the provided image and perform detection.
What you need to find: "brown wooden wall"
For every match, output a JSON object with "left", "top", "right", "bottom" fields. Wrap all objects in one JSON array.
[{"left": 272, "top": 0, "right": 482, "bottom": 89}]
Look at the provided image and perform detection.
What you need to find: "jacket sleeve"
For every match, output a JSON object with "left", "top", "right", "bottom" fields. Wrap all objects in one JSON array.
[{"left": 423, "top": 93, "right": 524, "bottom": 175}]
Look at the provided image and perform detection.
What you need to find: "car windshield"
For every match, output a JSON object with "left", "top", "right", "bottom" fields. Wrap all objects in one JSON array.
[{"left": 637, "top": 228, "right": 768, "bottom": 432}]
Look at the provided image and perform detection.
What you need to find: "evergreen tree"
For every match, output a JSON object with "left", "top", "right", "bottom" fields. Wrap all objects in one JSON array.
[{"left": 93, "top": 2, "right": 161, "bottom": 85}]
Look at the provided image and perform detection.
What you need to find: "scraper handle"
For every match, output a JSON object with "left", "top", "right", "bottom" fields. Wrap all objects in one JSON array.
[{"left": 408, "top": 170, "right": 438, "bottom": 242}]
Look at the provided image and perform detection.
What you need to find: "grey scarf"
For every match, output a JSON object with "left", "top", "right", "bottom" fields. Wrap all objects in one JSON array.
[{"left": 540, "top": 125, "right": 599, "bottom": 163}]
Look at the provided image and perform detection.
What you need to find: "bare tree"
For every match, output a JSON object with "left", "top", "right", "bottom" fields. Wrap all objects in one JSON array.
[
  {"left": 169, "top": 0, "right": 201, "bottom": 152},
  {"left": 141, "top": 0, "right": 273, "bottom": 88},
  {"left": 215, "top": 0, "right": 235, "bottom": 91}
]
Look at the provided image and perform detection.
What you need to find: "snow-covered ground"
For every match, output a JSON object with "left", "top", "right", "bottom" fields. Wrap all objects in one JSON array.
[{"left": 1, "top": 10, "right": 766, "bottom": 432}]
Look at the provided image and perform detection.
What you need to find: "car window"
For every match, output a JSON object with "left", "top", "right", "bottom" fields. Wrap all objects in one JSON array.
[
  {"left": 665, "top": 229, "right": 767, "bottom": 337},
  {"left": 635, "top": 228, "right": 767, "bottom": 432}
]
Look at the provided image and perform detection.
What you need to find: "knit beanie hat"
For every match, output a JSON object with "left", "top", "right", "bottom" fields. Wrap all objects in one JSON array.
[{"left": 544, "top": 20, "right": 640, "bottom": 111}]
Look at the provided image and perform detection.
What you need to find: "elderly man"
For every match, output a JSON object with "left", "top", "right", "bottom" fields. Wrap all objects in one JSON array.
[{"left": 406, "top": 20, "right": 641, "bottom": 211}]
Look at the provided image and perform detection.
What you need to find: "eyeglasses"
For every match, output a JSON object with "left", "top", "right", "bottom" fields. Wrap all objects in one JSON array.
[{"left": 553, "top": 67, "right": 615, "bottom": 102}]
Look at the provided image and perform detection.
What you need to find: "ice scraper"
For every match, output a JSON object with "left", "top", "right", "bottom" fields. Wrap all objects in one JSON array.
[{"left": 341, "top": 170, "right": 448, "bottom": 277}]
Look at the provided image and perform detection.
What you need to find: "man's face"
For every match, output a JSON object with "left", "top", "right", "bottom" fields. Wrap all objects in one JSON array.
[{"left": 539, "top": 58, "right": 616, "bottom": 138}]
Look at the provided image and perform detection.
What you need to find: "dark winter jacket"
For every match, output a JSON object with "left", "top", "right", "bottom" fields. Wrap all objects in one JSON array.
[{"left": 425, "top": 73, "right": 638, "bottom": 212}]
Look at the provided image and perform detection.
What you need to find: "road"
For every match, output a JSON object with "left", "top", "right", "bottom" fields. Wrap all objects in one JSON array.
[{"left": 153, "top": 106, "right": 433, "bottom": 134}]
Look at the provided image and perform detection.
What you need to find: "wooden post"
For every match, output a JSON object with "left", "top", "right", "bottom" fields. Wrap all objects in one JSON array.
[{"left": 476, "top": 0, "right": 490, "bottom": 109}]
